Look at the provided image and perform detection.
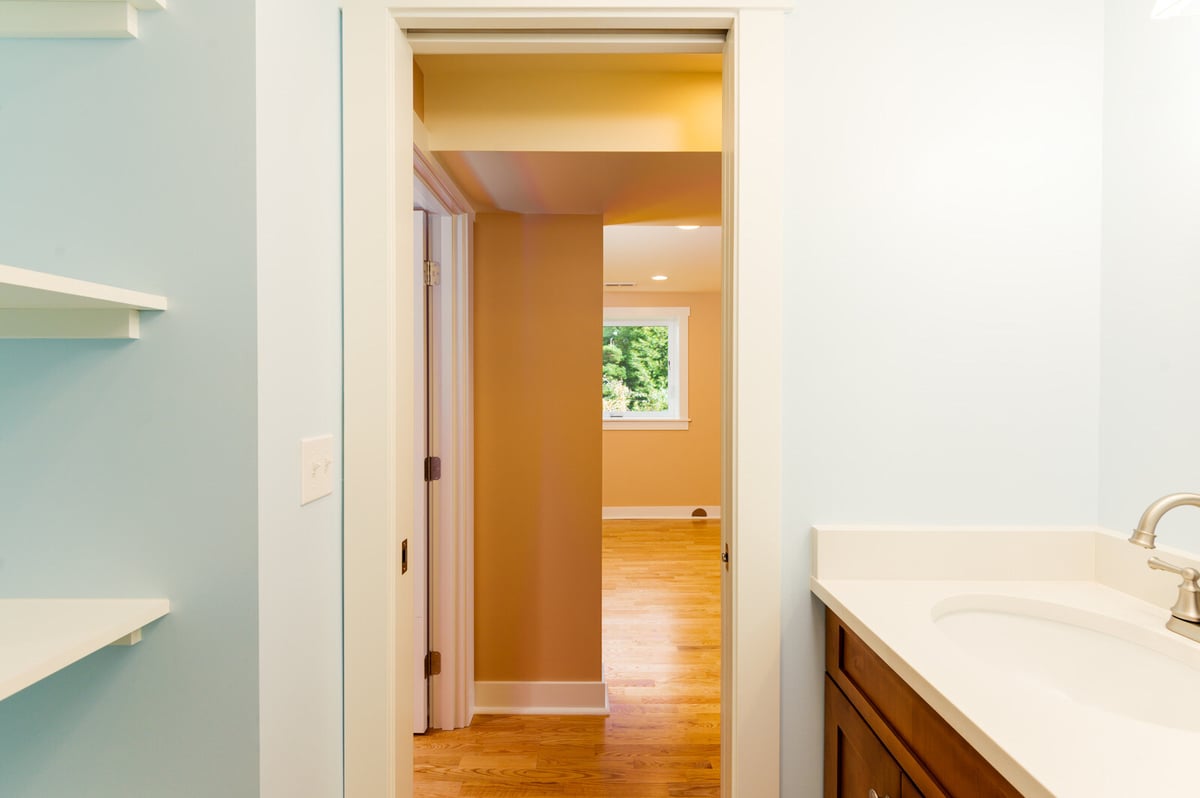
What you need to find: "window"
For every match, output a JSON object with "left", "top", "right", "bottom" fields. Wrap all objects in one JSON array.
[{"left": 602, "top": 306, "right": 689, "bottom": 430}]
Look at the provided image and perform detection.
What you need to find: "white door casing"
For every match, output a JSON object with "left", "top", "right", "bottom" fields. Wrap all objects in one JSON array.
[{"left": 342, "top": 3, "right": 787, "bottom": 797}]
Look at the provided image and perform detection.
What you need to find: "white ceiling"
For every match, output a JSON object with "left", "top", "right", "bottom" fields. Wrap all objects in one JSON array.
[{"left": 603, "top": 225, "right": 721, "bottom": 293}]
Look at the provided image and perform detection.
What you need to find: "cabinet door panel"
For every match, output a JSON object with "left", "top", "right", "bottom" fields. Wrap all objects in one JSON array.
[
  {"left": 827, "top": 609, "right": 1022, "bottom": 798},
  {"left": 825, "top": 676, "right": 902, "bottom": 798},
  {"left": 901, "top": 773, "right": 925, "bottom": 798}
]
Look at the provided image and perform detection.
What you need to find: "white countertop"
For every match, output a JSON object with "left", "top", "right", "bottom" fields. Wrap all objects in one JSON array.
[{"left": 810, "top": 526, "right": 1200, "bottom": 798}]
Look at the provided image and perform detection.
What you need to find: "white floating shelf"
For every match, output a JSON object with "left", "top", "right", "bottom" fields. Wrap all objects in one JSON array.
[
  {"left": 0, "top": 263, "right": 168, "bottom": 339},
  {"left": 0, "top": 0, "right": 164, "bottom": 39},
  {"left": 0, "top": 598, "right": 169, "bottom": 703}
]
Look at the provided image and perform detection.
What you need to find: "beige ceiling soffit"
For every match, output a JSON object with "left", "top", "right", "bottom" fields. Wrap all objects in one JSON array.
[
  {"left": 407, "top": 31, "right": 725, "bottom": 55},
  {"left": 0, "top": 0, "right": 164, "bottom": 38}
]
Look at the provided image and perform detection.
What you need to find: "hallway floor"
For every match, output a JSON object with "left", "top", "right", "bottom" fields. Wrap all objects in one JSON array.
[{"left": 414, "top": 518, "right": 722, "bottom": 797}]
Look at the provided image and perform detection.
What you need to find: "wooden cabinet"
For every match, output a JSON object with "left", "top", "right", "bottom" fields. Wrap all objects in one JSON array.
[
  {"left": 826, "top": 676, "right": 926, "bottom": 798},
  {"left": 825, "top": 609, "right": 1021, "bottom": 798},
  {"left": 901, "top": 773, "right": 925, "bottom": 798},
  {"left": 825, "top": 675, "right": 901, "bottom": 798}
]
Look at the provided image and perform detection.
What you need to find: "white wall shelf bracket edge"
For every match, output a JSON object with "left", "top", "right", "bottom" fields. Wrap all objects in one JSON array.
[
  {"left": 0, "top": 263, "right": 168, "bottom": 339},
  {"left": 0, "top": 598, "right": 170, "bottom": 703},
  {"left": 0, "top": 0, "right": 165, "bottom": 39}
]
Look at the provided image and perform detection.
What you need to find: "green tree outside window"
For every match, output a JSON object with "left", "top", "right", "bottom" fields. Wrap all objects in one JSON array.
[{"left": 602, "top": 324, "right": 670, "bottom": 413}]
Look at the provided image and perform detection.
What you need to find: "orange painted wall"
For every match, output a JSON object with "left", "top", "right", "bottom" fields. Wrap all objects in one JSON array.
[
  {"left": 420, "top": 68, "right": 721, "bottom": 153},
  {"left": 413, "top": 59, "right": 425, "bottom": 121},
  {"left": 602, "top": 291, "right": 722, "bottom": 507},
  {"left": 473, "top": 213, "right": 603, "bottom": 682}
]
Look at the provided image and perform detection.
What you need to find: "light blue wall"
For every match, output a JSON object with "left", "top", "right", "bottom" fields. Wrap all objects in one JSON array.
[
  {"left": 0, "top": 2, "right": 260, "bottom": 796},
  {"left": 1099, "top": 3, "right": 1200, "bottom": 554},
  {"left": 780, "top": 2, "right": 1105, "bottom": 795}
]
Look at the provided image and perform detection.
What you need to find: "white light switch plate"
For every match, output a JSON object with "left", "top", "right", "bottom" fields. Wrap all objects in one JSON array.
[{"left": 300, "top": 435, "right": 335, "bottom": 505}]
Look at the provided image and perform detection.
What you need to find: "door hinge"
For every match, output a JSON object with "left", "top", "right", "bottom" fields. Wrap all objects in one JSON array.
[
  {"left": 423, "top": 260, "right": 441, "bottom": 286},
  {"left": 424, "top": 455, "right": 441, "bottom": 482},
  {"left": 722, "top": 543, "right": 730, "bottom": 571},
  {"left": 424, "top": 650, "right": 442, "bottom": 678}
]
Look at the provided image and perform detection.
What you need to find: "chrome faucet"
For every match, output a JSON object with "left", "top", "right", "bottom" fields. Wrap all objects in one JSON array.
[{"left": 1129, "top": 492, "right": 1200, "bottom": 644}]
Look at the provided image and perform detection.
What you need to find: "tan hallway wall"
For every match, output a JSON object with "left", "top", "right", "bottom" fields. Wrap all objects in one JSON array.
[
  {"left": 473, "top": 213, "right": 603, "bottom": 682},
  {"left": 602, "top": 291, "right": 721, "bottom": 507}
]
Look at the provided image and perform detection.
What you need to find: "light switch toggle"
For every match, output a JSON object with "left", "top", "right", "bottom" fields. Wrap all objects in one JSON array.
[{"left": 301, "top": 435, "right": 335, "bottom": 505}]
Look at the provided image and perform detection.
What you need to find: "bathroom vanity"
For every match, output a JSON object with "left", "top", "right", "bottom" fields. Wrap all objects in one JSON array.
[
  {"left": 811, "top": 526, "right": 1200, "bottom": 798},
  {"left": 825, "top": 609, "right": 1019, "bottom": 798}
]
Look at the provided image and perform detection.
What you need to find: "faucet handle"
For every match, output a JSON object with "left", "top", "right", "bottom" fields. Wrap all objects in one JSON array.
[
  {"left": 1147, "top": 557, "right": 1200, "bottom": 624},
  {"left": 1148, "top": 556, "right": 1199, "bottom": 579}
]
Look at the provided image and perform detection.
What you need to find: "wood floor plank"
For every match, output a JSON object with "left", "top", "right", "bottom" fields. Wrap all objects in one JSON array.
[{"left": 415, "top": 519, "right": 721, "bottom": 797}]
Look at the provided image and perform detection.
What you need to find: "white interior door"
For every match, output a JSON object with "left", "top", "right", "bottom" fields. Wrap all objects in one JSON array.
[{"left": 412, "top": 209, "right": 430, "bottom": 734}]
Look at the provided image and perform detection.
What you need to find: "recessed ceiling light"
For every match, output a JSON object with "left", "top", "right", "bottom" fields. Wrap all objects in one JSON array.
[
  {"left": 651, "top": 275, "right": 669, "bottom": 281},
  {"left": 676, "top": 225, "right": 700, "bottom": 231}
]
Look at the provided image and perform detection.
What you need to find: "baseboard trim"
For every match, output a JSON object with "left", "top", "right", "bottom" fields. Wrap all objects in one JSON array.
[
  {"left": 603, "top": 505, "right": 721, "bottom": 520},
  {"left": 474, "top": 678, "right": 610, "bottom": 716}
]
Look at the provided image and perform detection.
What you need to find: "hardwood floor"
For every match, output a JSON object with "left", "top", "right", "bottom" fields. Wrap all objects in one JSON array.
[{"left": 414, "top": 518, "right": 722, "bottom": 797}]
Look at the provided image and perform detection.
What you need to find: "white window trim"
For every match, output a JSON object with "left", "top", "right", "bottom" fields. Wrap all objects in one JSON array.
[
  {"left": 602, "top": 306, "right": 689, "bottom": 429},
  {"left": 603, "top": 418, "right": 691, "bottom": 431}
]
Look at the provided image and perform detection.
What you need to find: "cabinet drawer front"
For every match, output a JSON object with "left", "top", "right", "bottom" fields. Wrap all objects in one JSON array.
[{"left": 826, "top": 609, "right": 1021, "bottom": 798}]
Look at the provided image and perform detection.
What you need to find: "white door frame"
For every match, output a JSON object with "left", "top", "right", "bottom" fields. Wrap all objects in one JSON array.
[
  {"left": 411, "top": 207, "right": 430, "bottom": 734},
  {"left": 414, "top": 150, "right": 476, "bottom": 732},
  {"left": 342, "top": 3, "right": 787, "bottom": 797}
]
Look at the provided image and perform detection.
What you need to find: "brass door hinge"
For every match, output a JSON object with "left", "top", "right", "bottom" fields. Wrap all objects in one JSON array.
[
  {"left": 424, "top": 260, "right": 441, "bottom": 286},
  {"left": 424, "top": 650, "right": 442, "bottom": 678}
]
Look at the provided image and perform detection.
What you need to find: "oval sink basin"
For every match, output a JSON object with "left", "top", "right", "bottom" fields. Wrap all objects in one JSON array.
[{"left": 932, "top": 595, "right": 1200, "bottom": 731}]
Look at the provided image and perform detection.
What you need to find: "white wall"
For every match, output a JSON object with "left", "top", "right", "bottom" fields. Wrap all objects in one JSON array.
[
  {"left": 780, "top": 2, "right": 1105, "bottom": 795},
  {"left": 256, "top": 1, "right": 344, "bottom": 796},
  {"left": 1099, "top": 3, "right": 1200, "bottom": 554}
]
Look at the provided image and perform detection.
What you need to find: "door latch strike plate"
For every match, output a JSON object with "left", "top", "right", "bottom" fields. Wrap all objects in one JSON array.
[{"left": 722, "top": 544, "right": 730, "bottom": 571}]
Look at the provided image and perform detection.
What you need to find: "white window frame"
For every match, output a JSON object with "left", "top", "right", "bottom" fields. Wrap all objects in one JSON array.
[{"left": 602, "top": 306, "right": 690, "bottom": 430}]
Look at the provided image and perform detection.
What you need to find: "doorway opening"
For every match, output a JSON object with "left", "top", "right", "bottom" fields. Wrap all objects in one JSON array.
[
  {"left": 341, "top": 7, "right": 787, "bottom": 798},
  {"left": 410, "top": 49, "right": 726, "bottom": 794}
]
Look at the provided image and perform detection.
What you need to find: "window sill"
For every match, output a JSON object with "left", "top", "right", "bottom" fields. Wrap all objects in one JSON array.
[{"left": 603, "top": 418, "right": 691, "bottom": 431}]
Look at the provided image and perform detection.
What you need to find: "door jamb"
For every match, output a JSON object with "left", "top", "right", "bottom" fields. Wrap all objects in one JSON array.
[
  {"left": 342, "top": 4, "right": 786, "bottom": 797},
  {"left": 414, "top": 146, "right": 475, "bottom": 731}
]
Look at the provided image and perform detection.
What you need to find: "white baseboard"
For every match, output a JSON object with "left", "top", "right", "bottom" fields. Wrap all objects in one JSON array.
[
  {"left": 474, "top": 678, "right": 610, "bottom": 716},
  {"left": 603, "top": 505, "right": 721, "bottom": 520}
]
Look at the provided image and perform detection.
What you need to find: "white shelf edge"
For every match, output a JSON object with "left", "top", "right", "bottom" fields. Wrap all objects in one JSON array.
[
  {"left": 0, "top": 264, "right": 167, "bottom": 310},
  {"left": 0, "top": 263, "right": 167, "bottom": 339},
  {"left": 0, "top": 1, "right": 165, "bottom": 39},
  {"left": 0, "top": 309, "right": 142, "bottom": 338},
  {"left": 0, "top": 598, "right": 170, "bottom": 703},
  {"left": 60, "top": 0, "right": 163, "bottom": 7}
]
